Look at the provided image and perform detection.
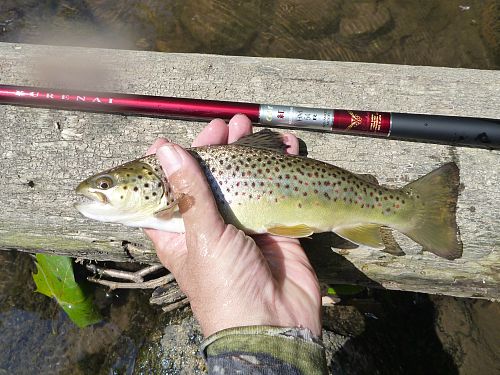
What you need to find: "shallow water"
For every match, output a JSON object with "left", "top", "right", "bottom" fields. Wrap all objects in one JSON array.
[
  {"left": 0, "top": 0, "right": 498, "bottom": 69},
  {"left": 0, "top": 0, "right": 499, "bottom": 374}
]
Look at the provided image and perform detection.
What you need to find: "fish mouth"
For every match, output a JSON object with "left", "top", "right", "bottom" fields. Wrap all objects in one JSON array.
[
  {"left": 74, "top": 187, "right": 110, "bottom": 217},
  {"left": 74, "top": 188, "right": 116, "bottom": 222},
  {"left": 75, "top": 182, "right": 109, "bottom": 205}
]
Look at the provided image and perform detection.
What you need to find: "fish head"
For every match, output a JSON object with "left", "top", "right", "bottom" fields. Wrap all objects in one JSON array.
[{"left": 75, "top": 159, "right": 168, "bottom": 226}]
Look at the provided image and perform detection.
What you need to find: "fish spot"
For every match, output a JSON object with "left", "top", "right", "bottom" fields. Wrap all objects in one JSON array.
[
  {"left": 123, "top": 186, "right": 128, "bottom": 190},
  {"left": 157, "top": 182, "right": 162, "bottom": 188},
  {"left": 152, "top": 192, "right": 157, "bottom": 196},
  {"left": 145, "top": 196, "right": 150, "bottom": 200},
  {"left": 138, "top": 175, "right": 143, "bottom": 179},
  {"left": 298, "top": 203, "right": 302, "bottom": 208},
  {"left": 120, "top": 195, "right": 124, "bottom": 199},
  {"left": 134, "top": 187, "right": 139, "bottom": 192},
  {"left": 144, "top": 183, "right": 149, "bottom": 188}
]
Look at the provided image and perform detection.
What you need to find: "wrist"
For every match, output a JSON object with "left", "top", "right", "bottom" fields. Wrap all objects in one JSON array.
[{"left": 200, "top": 325, "right": 328, "bottom": 375}]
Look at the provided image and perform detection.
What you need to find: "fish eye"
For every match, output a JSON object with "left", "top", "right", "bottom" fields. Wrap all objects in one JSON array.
[{"left": 95, "top": 176, "right": 114, "bottom": 190}]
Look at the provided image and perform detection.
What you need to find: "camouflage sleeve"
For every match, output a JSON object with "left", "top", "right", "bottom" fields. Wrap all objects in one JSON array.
[{"left": 200, "top": 326, "right": 328, "bottom": 374}]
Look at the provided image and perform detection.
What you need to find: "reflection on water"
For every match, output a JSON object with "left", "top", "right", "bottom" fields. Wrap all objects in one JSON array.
[
  {"left": 0, "top": 0, "right": 498, "bottom": 374},
  {"left": 0, "top": 0, "right": 498, "bottom": 69}
]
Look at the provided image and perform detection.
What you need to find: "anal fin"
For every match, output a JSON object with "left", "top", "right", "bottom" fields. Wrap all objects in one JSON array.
[
  {"left": 267, "top": 224, "right": 314, "bottom": 238},
  {"left": 334, "top": 224, "right": 385, "bottom": 250}
]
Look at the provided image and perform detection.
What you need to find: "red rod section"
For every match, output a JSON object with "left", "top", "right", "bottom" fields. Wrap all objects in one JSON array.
[{"left": 0, "top": 85, "right": 260, "bottom": 122}]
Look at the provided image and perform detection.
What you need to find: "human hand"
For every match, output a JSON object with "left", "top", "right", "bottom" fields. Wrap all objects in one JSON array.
[{"left": 144, "top": 114, "right": 322, "bottom": 337}]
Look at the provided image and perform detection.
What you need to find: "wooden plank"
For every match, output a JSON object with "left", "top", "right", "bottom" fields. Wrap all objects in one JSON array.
[{"left": 0, "top": 42, "right": 498, "bottom": 299}]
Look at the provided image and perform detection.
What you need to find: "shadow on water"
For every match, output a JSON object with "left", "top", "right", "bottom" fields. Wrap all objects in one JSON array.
[
  {"left": 300, "top": 233, "right": 459, "bottom": 374},
  {"left": 325, "top": 290, "right": 459, "bottom": 375}
]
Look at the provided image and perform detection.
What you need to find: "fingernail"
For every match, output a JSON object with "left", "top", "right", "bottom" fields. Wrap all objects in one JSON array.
[
  {"left": 229, "top": 113, "right": 249, "bottom": 126},
  {"left": 157, "top": 144, "right": 183, "bottom": 176}
]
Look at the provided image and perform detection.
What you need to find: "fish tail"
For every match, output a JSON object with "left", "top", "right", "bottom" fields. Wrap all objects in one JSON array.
[{"left": 401, "top": 162, "right": 462, "bottom": 260}]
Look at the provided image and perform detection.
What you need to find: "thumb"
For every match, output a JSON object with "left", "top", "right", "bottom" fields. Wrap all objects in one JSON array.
[{"left": 156, "top": 143, "right": 226, "bottom": 242}]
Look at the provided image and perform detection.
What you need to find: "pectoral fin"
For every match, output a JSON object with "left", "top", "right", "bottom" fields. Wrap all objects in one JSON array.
[
  {"left": 153, "top": 199, "right": 179, "bottom": 220},
  {"left": 267, "top": 224, "right": 314, "bottom": 238},
  {"left": 334, "top": 224, "right": 385, "bottom": 249}
]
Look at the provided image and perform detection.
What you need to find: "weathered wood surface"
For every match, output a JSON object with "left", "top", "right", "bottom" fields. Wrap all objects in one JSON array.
[{"left": 0, "top": 43, "right": 499, "bottom": 300}]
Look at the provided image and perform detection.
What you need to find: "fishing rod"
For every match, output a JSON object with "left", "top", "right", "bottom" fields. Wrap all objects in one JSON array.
[{"left": 0, "top": 84, "right": 499, "bottom": 149}]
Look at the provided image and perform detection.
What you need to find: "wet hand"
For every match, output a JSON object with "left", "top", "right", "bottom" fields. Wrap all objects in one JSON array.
[{"left": 144, "top": 114, "right": 322, "bottom": 337}]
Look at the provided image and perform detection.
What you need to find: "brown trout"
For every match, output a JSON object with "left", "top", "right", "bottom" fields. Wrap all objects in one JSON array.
[{"left": 75, "top": 130, "right": 462, "bottom": 259}]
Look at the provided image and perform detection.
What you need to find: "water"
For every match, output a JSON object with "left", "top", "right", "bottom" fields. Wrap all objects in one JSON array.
[
  {"left": 0, "top": 0, "right": 498, "bottom": 69},
  {"left": 0, "top": 1, "right": 498, "bottom": 374}
]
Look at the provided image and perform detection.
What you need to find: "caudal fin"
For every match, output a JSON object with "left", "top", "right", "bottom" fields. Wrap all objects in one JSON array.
[{"left": 402, "top": 163, "right": 463, "bottom": 260}]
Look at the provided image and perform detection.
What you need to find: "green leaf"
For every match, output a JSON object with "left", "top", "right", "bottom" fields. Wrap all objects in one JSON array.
[
  {"left": 327, "top": 284, "right": 365, "bottom": 296},
  {"left": 32, "top": 254, "right": 102, "bottom": 328}
]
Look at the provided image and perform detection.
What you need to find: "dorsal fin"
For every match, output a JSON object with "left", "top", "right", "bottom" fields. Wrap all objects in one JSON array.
[
  {"left": 355, "top": 173, "right": 379, "bottom": 185},
  {"left": 233, "top": 129, "right": 288, "bottom": 153}
]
